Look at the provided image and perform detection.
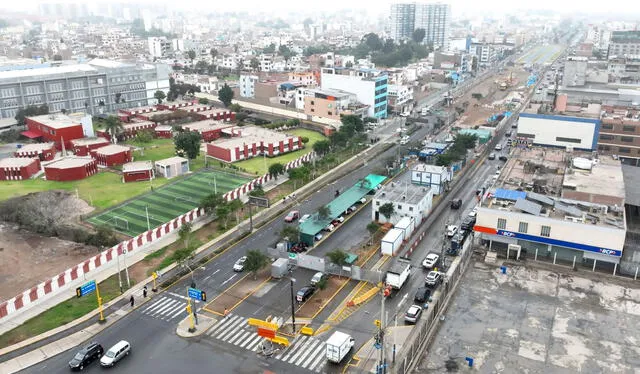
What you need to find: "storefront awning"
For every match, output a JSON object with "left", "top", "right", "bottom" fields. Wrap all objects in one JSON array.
[{"left": 21, "top": 130, "right": 42, "bottom": 139}]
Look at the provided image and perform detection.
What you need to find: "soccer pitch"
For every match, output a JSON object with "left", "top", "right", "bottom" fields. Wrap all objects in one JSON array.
[{"left": 86, "top": 170, "right": 251, "bottom": 237}]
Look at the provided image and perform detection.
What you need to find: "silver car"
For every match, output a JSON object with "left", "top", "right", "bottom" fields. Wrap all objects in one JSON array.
[
  {"left": 100, "top": 340, "right": 130, "bottom": 367},
  {"left": 404, "top": 305, "right": 423, "bottom": 324}
]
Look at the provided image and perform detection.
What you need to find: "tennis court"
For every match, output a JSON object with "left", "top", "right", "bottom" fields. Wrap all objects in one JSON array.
[{"left": 86, "top": 170, "right": 251, "bottom": 237}]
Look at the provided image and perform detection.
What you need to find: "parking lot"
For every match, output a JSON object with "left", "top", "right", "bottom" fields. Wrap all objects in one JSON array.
[{"left": 415, "top": 262, "right": 640, "bottom": 373}]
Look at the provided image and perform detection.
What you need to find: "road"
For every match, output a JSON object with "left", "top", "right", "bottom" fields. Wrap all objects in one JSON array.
[{"left": 20, "top": 118, "right": 436, "bottom": 374}]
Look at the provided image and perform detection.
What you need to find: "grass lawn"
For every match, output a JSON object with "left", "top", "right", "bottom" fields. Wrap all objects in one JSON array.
[
  {"left": 128, "top": 138, "right": 206, "bottom": 171},
  {"left": 0, "top": 274, "right": 132, "bottom": 349},
  {"left": 233, "top": 129, "right": 325, "bottom": 175},
  {"left": 0, "top": 172, "right": 172, "bottom": 210}
]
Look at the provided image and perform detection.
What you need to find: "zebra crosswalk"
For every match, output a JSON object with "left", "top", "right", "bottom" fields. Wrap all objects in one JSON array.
[
  {"left": 205, "top": 314, "right": 327, "bottom": 372},
  {"left": 140, "top": 294, "right": 198, "bottom": 321}
]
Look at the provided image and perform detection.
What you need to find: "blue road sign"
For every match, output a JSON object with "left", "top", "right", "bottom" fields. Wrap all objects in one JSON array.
[
  {"left": 374, "top": 342, "right": 381, "bottom": 350},
  {"left": 76, "top": 280, "right": 96, "bottom": 297},
  {"left": 188, "top": 287, "right": 206, "bottom": 302}
]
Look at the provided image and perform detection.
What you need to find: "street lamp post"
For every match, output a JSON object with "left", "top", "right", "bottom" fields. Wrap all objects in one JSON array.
[{"left": 290, "top": 278, "right": 296, "bottom": 333}]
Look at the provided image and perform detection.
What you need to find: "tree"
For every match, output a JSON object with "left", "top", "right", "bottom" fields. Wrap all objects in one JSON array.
[
  {"left": 268, "top": 162, "right": 285, "bottom": 179},
  {"left": 103, "top": 115, "right": 124, "bottom": 143},
  {"left": 412, "top": 28, "right": 426, "bottom": 43},
  {"left": 288, "top": 165, "right": 310, "bottom": 188},
  {"left": 178, "top": 222, "right": 193, "bottom": 249},
  {"left": 195, "top": 60, "right": 209, "bottom": 73},
  {"left": 362, "top": 33, "right": 383, "bottom": 51},
  {"left": 134, "top": 129, "right": 154, "bottom": 144},
  {"left": 218, "top": 83, "right": 234, "bottom": 107},
  {"left": 327, "top": 249, "right": 348, "bottom": 266},
  {"left": 366, "top": 222, "right": 379, "bottom": 240},
  {"left": 15, "top": 104, "right": 49, "bottom": 126},
  {"left": 198, "top": 97, "right": 209, "bottom": 105},
  {"left": 318, "top": 206, "right": 331, "bottom": 220},
  {"left": 229, "top": 103, "right": 242, "bottom": 113},
  {"left": 345, "top": 61, "right": 353, "bottom": 68},
  {"left": 379, "top": 202, "right": 395, "bottom": 222},
  {"left": 263, "top": 43, "right": 276, "bottom": 54},
  {"left": 86, "top": 225, "right": 119, "bottom": 248},
  {"left": 210, "top": 48, "right": 218, "bottom": 59},
  {"left": 341, "top": 115, "right": 364, "bottom": 133},
  {"left": 313, "top": 140, "right": 331, "bottom": 156},
  {"left": 174, "top": 131, "right": 201, "bottom": 159},
  {"left": 244, "top": 249, "right": 269, "bottom": 279},
  {"left": 154, "top": 90, "right": 166, "bottom": 104},
  {"left": 250, "top": 57, "right": 260, "bottom": 71},
  {"left": 216, "top": 203, "right": 231, "bottom": 228},
  {"left": 187, "top": 50, "right": 196, "bottom": 63},
  {"left": 200, "top": 193, "right": 224, "bottom": 214},
  {"left": 280, "top": 225, "right": 300, "bottom": 243},
  {"left": 53, "top": 54, "right": 63, "bottom": 61},
  {"left": 249, "top": 184, "right": 265, "bottom": 197}
]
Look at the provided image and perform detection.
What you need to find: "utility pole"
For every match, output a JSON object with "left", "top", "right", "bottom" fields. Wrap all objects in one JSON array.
[
  {"left": 290, "top": 278, "right": 296, "bottom": 333},
  {"left": 116, "top": 249, "right": 122, "bottom": 293},
  {"left": 123, "top": 248, "right": 130, "bottom": 289}
]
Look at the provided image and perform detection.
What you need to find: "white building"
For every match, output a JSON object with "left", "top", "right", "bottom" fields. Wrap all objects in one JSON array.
[
  {"left": 321, "top": 67, "right": 388, "bottom": 118},
  {"left": 148, "top": 37, "right": 171, "bottom": 58},
  {"left": 414, "top": 2, "right": 451, "bottom": 51},
  {"left": 372, "top": 181, "right": 433, "bottom": 225},
  {"left": 389, "top": 3, "right": 415, "bottom": 42},
  {"left": 563, "top": 56, "right": 588, "bottom": 87},
  {"left": 411, "top": 164, "right": 451, "bottom": 195},
  {"left": 518, "top": 112, "right": 599, "bottom": 151},
  {"left": 387, "top": 84, "right": 414, "bottom": 114},
  {"left": 474, "top": 151, "right": 625, "bottom": 267},
  {"left": 239, "top": 75, "right": 259, "bottom": 98}
]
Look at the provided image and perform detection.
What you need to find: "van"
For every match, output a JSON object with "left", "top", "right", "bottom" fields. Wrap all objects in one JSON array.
[
  {"left": 310, "top": 272, "right": 327, "bottom": 286},
  {"left": 488, "top": 153, "right": 496, "bottom": 160},
  {"left": 400, "top": 136, "right": 410, "bottom": 145},
  {"left": 100, "top": 341, "right": 130, "bottom": 367},
  {"left": 421, "top": 107, "right": 428, "bottom": 116}
]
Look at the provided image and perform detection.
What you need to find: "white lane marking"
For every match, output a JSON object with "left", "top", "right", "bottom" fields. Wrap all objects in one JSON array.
[
  {"left": 145, "top": 298, "right": 175, "bottom": 314},
  {"left": 396, "top": 293, "right": 409, "bottom": 309},
  {"left": 301, "top": 343, "right": 326, "bottom": 369},
  {"left": 241, "top": 333, "right": 261, "bottom": 349},
  {"left": 208, "top": 315, "right": 239, "bottom": 335},
  {"left": 244, "top": 334, "right": 263, "bottom": 350},
  {"left": 161, "top": 303, "right": 185, "bottom": 319},
  {"left": 222, "top": 273, "right": 238, "bottom": 286},
  {"left": 142, "top": 296, "right": 168, "bottom": 313},
  {"left": 219, "top": 318, "right": 246, "bottom": 341},
  {"left": 229, "top": 330, "right": 251, "bottom": 346},
  {"left": 151, "top": 299, "right": 180, "bottom": 317},
  {"left": 292, "top": 339, "right": 322, "bottom": 366},
  {"left": 307, "top": 348, "right": 327, "bottom": 372},
  {"left": 169, "top": 304, "right": 187, "bottom": 319},
  {"left": 281, "top": 336, "right": 308, "bottom": 361}
]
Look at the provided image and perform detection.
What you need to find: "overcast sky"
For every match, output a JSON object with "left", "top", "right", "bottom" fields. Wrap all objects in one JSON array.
[{"left": 6, "top": 0, "right": 640, "bottom": 17}]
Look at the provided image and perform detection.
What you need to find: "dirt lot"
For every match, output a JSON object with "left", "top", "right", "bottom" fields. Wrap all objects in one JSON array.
[
  {"left": 0, "top": 222, "right": 99, "bottom": 300},
  {"left": 296, "top": 276, "right": 349, "bottom": 319}
]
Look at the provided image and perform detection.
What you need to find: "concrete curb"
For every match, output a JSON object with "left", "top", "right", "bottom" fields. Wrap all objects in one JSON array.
[{"left": 176, "top": 314, "right": 217, "bottom": 338}]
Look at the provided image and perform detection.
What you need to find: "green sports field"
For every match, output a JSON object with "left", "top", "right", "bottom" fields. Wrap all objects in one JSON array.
[{"left": 86, "top": 170, "right": 250, "bottom": 237}]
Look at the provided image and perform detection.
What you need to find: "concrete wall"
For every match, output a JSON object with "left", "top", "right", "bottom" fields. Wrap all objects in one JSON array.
[{"left": 518, "top": 113, "right": 599, "bottom": 151}]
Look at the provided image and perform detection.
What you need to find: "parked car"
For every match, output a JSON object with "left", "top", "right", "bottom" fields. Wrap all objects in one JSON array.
[
  {"left": 461, "top": 216, "right": 476, "bottom": 231},
  {"left": 296, "top": 285, "right": 316, "bottom": 302},
  {"left": 495, "top": 144, "right": 503, "bottom": 151},
  {"left": 488, "top": 153, "right": 496, "bottom": 160},
  {"left": 425, "top": 271, "right": 443, "bottom": 287},
  {"left": 404, "top": 305, "right": 423, "bottom": 324},
  {"left": 310, "top": 272, "right": 327, "bottom": 286},
  {"left": 100, "top": 340, "right": 130, "bottom": 367},
  {"left": 450, "top": 199, "right": 462, "bottom": 209},
  {"left": 446, "top": 225, "right": 458, "bottom": 237},
  {"left": 499, "top": 155, "right": 508, "bottom": 162},
  {"left": 335, "top": 216, "right": 345, "bottom": 223},
  {"left": 414, "top": 287, "right": 432, "bottom": 303},
  {"left": 284, "top": 211, "right": 300, "bottom": 222},
  {"left": 299, "top": 214, "right": 311, "bottom": 224},
  {"left": 324, "top": 223, "right": 336, "bottom": 232},
  {"left": 233, "top": 256, "right": 247, "bottom": 272},
  {"left": 422, "top": 253, "right": 439, "bottom": 269},
  {"left": 69, "top": 342, "right": 104, "bottom": 371},
  {"left": 314, "top": 233, "right": 324, "bottom": 241},
  {"left": 400, "top": 136, "right": 410, "bottom": 145},
  {"left": 347, "top": 206, "right": 357, "bottom": 214}
]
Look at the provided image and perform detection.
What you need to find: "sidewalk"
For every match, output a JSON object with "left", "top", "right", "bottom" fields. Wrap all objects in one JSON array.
[{"left": 352, "top": 326, "right": 413, "bottom": 373}]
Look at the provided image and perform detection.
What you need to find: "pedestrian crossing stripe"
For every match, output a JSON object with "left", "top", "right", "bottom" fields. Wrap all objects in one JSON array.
[
  {"left": 206, "top": 314, "right": 327, "bottom": 372},
  {"left": 139, "top": 295, "right": 192, "bottom": 321}
]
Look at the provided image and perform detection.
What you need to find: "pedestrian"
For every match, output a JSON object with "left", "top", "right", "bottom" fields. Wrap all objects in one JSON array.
[
  {"left": 224, "top": 307, "right": 230, "bottom": 320},
  {"left": 129, "top": 295, "right": 134, "bottom": 307},
  {"left": 143, "top": 286, "right": 147, "bottom": 298}
]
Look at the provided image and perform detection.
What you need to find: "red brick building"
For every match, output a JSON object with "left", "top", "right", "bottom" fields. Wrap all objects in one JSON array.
[
  {"left": 96, "top": 120, "right": 156, "bottom": 141},
  {"left": 14, "top": 142, "right": 56, "bottom": 161},
  {"left": 44, "top": 157, "right": 98, "bottom": 181},
  {"left": 21, "top": 114, "right": 86, "bottom": 149},
  {"left": 91, "top": 144, "right": 132, "bottom": 167},
  {"left": 122, "top": 161, "right": 154, "bottom": 183},
  {"left": 182, "top": 120, "right": 234, "bottom": 142},
  {"left": 206, "top": 126, "right": 303, "bottom": 162},
  {"left": 154, "top": 125, "right": 173, "bottom": 139},
  {"left": 0, "top": 158, "right": 41, "bottom": 181},
  {"left": 71, "top": 138, "right": 110, "bottom": 156}
]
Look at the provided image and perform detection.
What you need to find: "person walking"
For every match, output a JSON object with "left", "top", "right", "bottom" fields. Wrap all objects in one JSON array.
[
  {"left": 143, "top": 286, "right": 148, "bottom": 298},
  {"left": 129, "top": 295, "right": 134, "bottom": 307},
  {"left": 224, "top": 307, "right": 230, "bottom": 320}
]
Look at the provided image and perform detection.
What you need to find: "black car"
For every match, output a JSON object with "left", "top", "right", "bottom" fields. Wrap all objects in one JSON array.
[
  {"left": 69, "top": 342, "right": 104, "bottom": 371},
  {"left": 461, "top": 216, "right": 476, "bottom": 231},
  {"left": 414, "top": 287, "right": 432, "bottom": 303},
  {"left": 499, "top": 155, "right": 508, "bottom": 162},
  {"left": 296, "top": 286, "right": 316, "bottom": 302},
  {"left": 450, "top": 198, "right": 462, "bottom": 209}
]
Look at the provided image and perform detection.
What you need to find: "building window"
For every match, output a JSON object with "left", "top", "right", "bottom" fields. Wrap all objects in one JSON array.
[
  {"left": 328, "top": 111, "right": 332, "bottom": 115},
  {"left": 518, "top": 221, "right": 528, "bottom": 233},
  {"left": 600, "top": 134, "right": 614, "bottom": 141},
  {"left": 310, "top": 100, "right": 314, "bottom": 105},
  {"left": 310, "top": 108, "right": 314, "bottom": 112},
  {"left": 602, "top": 124, "right": 614, "bottom": 130},
  {"left": 540, "top": 225, "right": 551, "bottom": 237},
  {"left": 376, "top": 201, "right": 380, "bottom": 206},
  {"left": 397, "top": 205, "right": 402, "bottom": 210},
  {"left": 556, "top": 137, "right": 581, "bottom": 144},
  {"left": 623, "top": 125, "right": 636, "bottom": 132},
  {"left": 621, "top": 136, "right": 634, "bottom": 143},
  {"left": 409, "top": 207, "right": 413, "bottom": 211},
  {"left": 619, "top": 147, "right": 631, "bottom": 153},
  {"left": 497, "top": 218, "right": 506, "bottom": 230}
]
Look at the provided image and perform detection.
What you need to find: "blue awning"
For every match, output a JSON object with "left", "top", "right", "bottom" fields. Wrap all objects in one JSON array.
[{"left": 494, "top": 188, "right": 526, "bottom": 201}]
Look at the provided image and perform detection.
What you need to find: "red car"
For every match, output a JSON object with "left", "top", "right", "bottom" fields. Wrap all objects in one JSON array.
[{"left": 284, "top": 211, "right": 300, "bottom": 222}]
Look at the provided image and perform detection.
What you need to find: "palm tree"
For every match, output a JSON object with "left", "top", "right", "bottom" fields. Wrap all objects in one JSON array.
[{"left": 103, "top": 115, "right": 124, "bottom": 143}]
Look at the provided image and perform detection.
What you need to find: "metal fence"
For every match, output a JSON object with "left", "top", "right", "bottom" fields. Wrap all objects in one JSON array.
[{"left": 392, "top": 236, "right": 475, "bottom": 374}]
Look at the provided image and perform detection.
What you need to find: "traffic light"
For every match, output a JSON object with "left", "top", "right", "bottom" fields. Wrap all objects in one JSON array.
[
  {"left": 374, "top": 319, "right": 381, "bottom": 328},
  {"left": 200, "top": 291, "right": 207, "bottom": 302},
  {"left": 374, "top": 332, "right": 380, "bottom": 345},
  {"left": 76, "top": 287, "right": 82, "bottom": 298}
]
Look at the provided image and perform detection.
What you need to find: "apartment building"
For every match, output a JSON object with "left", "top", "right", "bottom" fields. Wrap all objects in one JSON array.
[
  {"left": 303, "top": 88, "right": 368, "bottom": 120},
  {"left": 148, "top": 37, "right": 171, "bottom": 58},
  {"left": 0, "top": 59, "right": 170, "bottom": 120},
  {"left": 389, "top": 3, "right": 415, "bottom": 42},
  {"left": 608, "top": 55, "right": 640, "bottom": 84},
  {"left": 320, "top": 67, "right": 388, "bottom": 118},
  {"left": 608, "top": 30, "right": 640, "bottom": 59},
  {"left": 563, "top": 56, "right": 588, "bottom": 87},
  {"left": 387, "top": 85, "right": 413, "bottom": 114},
  {"left": 239, "top": 75, "right": 259, "bottom": 98},
  {"left": 414, "top": 2, "right": 451, "bottom": 51}
]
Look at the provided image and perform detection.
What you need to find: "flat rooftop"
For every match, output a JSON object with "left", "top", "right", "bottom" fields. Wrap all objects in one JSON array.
[
  {"left": 187, "top": 104, "right": 213, "bottom": 112},
  {"left": 146, "top": 110, "right": 174, "bottom": 117},
  {"left": 183, "top": 120, "right": 232, "bottom": 132},
  {"left": 213, "top": 126, "right": 298, "bottom": 149},
  {"left": 123, "top": 120, "right": 155, "bottom": 129},
  {"left": 412, "top": 164, "right": 447, "bottom": 174},
  {"left": 156, "top": 156, "right": 188, "bottom": 166},
  {"left": 0, "top": 157, "right": 37, "bottom": 168},
  {"left": 121, "top": 105, "right": 158, "bottom": 114},
  {"left": 0, "top": 64, "right": 98, "bottom": 80},
  {"left": 94, "top": 144, "right": 130, "bottom": 155},
  {"left": 375, "top": 180, "right": 431, "bottom": 205},
  {"left": 71, "top": 138, "right": 109, "bottom": 146},
  {"left": 483, "top": 147, "right": 625, "bottom": 228},
  {"left": 46, "top": 157, "right": 94, "bottom": 169},
  {"left": 16, "top": 142, "right": 55, "bottom": 153},
  {"left": 196, "top": 108, "right": 232, "bottom": 116},
  {"left": 27, "top": 114, "right": 81, "bottom": 130},
  {"left": 122, "top": 161, "right": 153, "bottom": 172}
]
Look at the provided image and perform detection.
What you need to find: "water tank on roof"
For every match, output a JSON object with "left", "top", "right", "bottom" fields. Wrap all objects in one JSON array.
[{"left": 572, "top": 157, "right": 593, "bottom": 170}]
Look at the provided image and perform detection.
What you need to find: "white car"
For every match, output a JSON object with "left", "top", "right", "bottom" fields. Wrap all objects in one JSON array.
[
  {"left": 400, "top": 136, "right": 410, "bottom": 145},
  {"left": 446, "top": 225, "right": 458, "bottom": 237},
  {"left": 299, "top": 214, "right": 311, "bottom": 224},
  {"left": 233, "top": 256, "right": 247, "bottom": 272},
  {"left": 100, "top": 340, "right": 130, "bottom": 367},
  {"left": 422, "top": 254, "right": 439, "bottom": 269},
  {"left": 468, "top": 207, "right": 478, "bottom": 218}
]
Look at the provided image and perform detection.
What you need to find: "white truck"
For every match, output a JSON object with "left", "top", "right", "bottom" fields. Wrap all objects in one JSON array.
[
  {"left": 385, "top": 258, "right": 412, "bottom": 290},
  {"left": 381, "top": 228, "right": 404, "bottom": 256},
  {"left": 326, "top": 331, "right": 355, "bottom": 363}
]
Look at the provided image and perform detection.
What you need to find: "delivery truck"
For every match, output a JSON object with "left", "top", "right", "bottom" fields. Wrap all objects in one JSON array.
[
  {"left": 386, "top": 258, "right": 412, "bottom": 291},
  {"left": 326, "top": 331, "right": 355, "bottom": 363}
]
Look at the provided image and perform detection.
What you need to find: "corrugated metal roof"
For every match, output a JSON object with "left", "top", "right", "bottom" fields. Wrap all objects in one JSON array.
[
  {"left": 526, "top": 191, "right": 554, "bottom": 206},
  {"left": 514, "top": 198, "right": 542, "bottom": 216},
  {"left": 494, "top": 188, "right": 527, "bottom": 201}
]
